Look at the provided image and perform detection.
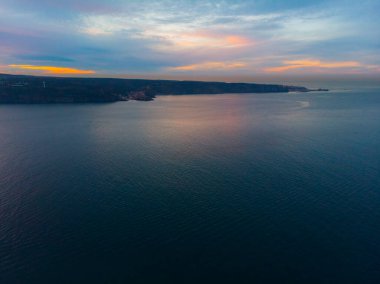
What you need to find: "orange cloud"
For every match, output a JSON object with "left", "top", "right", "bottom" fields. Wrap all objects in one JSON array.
[
  {"left": 265, "top": 59, "right": 361, "bottom": 72},
  {"left": 170, "top": 61, "right": 247, "bottom": 71},
  {"left": 8, "top": 64, "right": 96, "bottom": 75},
  {"left": 225, "top": 35, "right": 251, "bottom": 46},
  {"left": 166, "top": 31, "right": 252, "bottom": 49}
]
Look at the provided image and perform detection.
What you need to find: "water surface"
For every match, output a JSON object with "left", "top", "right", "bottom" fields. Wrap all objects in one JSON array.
[{"left": 1, "top": 87, "right": 380, "bottom": 283}]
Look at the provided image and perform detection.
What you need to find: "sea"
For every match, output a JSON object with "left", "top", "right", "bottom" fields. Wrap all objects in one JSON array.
[{"left": 0, "top": 82, "right": 379, "bottom": 283}]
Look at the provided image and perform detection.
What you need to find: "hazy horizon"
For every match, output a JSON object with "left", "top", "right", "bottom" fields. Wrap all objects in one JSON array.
[{"left": 2, "top": 72, "right": 380, "bottom": 86}]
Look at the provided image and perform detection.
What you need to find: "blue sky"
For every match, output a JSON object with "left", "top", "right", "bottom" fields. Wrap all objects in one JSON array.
[{"left": 0, "top": 0, "right": 379, "bottom": 80}]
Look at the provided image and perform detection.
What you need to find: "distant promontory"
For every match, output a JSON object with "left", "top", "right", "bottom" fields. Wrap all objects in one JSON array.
[{"left": 0, "top": 74, "right": 327, "bottom": 103}]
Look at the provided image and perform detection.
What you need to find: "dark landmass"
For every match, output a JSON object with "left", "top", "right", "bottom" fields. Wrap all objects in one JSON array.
[{"left": 0, "top": 73, "right": 328, "bottom": 103}]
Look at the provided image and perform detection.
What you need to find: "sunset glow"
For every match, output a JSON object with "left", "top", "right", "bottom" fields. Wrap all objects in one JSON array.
[
  {"left": 266, "top": 60, "right": 362, "bottom": 72},
  {"left": 0, "top": 0, "right": 378, "bottom": 79},
  {"left": 167, "top": 32, "right": 252, "bottom": 49},
  {"left": 8, "top": 65, "right": 96, "bottom": 75}
]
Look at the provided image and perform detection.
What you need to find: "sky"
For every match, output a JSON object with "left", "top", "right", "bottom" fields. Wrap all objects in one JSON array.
[{"left": 0, "top": 0, "right": 379, "bottom": 81}]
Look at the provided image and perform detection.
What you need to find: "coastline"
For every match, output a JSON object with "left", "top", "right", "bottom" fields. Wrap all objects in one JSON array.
[{"left": 0, "top": 73, "right": 328, "bottom": 104}]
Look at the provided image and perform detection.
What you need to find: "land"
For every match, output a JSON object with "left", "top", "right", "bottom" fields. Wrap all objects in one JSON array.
[{"left": 0, "top": 73, "right": 327, "bottom": 103}]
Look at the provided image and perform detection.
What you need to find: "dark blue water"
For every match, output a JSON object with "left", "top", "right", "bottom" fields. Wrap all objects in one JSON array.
[{"left": 1, "top": 86, "right": 380, "bottom": 283}]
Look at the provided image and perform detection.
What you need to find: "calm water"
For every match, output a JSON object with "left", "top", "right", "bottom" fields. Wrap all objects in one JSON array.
[{"left": 0, "top": 86, "right": 380, "bottom": 283}]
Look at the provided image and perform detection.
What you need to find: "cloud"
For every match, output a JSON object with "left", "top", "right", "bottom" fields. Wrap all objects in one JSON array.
[
  {"left": 80, "top": 13, "right": 253, "bottom": 50},
  {"left": 0, "top": 0, "right": 379, "bottom": 78},
  {"left": 265, "top": 59, "right": 362, "bottom": 72},
  {"left": 161, "top": 32, "right": 252, "bottom": 50},
  {"left": 169, "top": 61, "right": 247, "bottom": 71},
  {"left": 15, "top": 55, "right": 74, "bottom": 62},
  {"left": 8, "top": 64, "right": 95, "bottom": 74}
]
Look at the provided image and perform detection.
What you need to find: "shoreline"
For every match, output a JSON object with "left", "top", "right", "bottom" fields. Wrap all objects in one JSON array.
[{"left": 0, "top": 73, "right": 328, "bottom": 104}]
